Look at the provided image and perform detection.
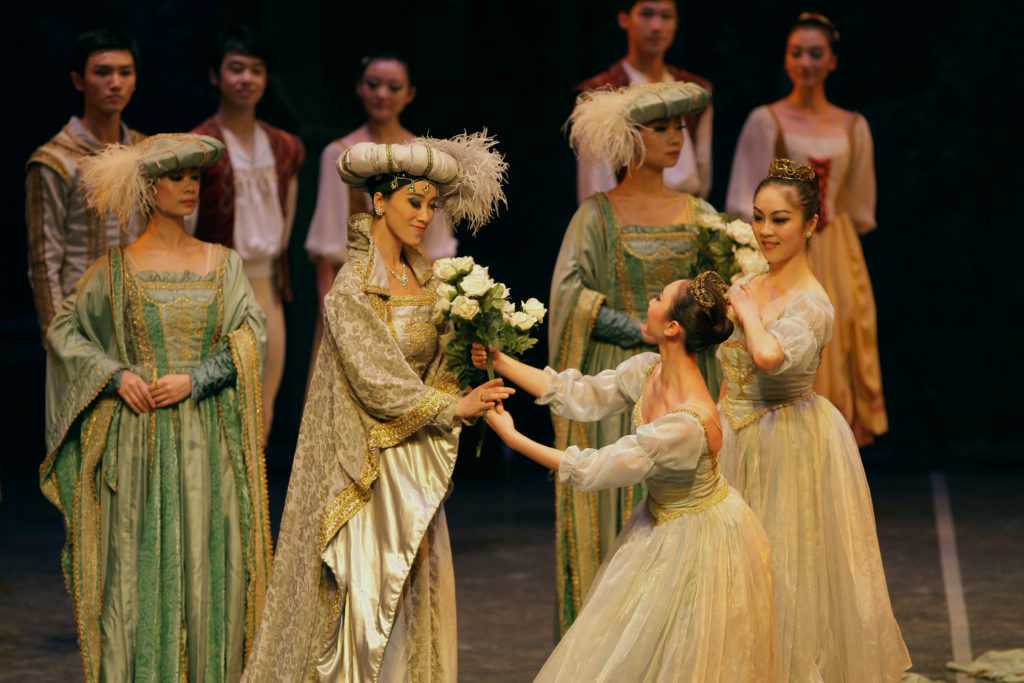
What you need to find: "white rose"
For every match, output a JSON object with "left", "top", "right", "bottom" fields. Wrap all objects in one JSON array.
[
  {"left": 450, "top": 295, "right": 480, "bottom": 321},
  {"left": 432, "top": 258, "right": 459, "bottom": 282},
  {"left": 491, "top": 282, "right": 510, "bottom": 300},
  {"left": 437, "top": 283, "right": 458, "bottom": 301},
  {"left": 432, "top": 295, "right": 451, "bottom": 323},
  {"left": 452, "top": 256, "right": 476, "bottom": 275},
  {"left": 510, "top": 311, "right": 537, "bottom": 331},
  {"left": 696, "top": 211, "right": 726, "bottom": 230},
  {"left": 460, "top": 270, "right": 495, "bottom": 298},
  {"left": 520, "top": 297, "right": 547, "bottom": 324},
  {"left": 725, "top": 219, "right": 756, "bottom": 246},
  {"left": 502, "top": 301, "right": 516, "bottom": 323},
  {"left": 735, "top": 246, "right": 769, "bottom": 275}
]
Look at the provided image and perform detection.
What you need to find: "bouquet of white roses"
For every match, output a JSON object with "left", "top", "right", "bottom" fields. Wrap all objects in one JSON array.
[
  {"left": 694, "top": 211, "right": 769, "bottom": 283},
  {"left": 432, "top": 256, "right": 547, "bottom": 455}
]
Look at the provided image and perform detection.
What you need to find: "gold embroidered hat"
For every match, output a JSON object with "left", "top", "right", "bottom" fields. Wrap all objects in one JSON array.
[
  {"left": 337, "top": 130, "right": 508, "bottom": 232},
  {"left": 80, "top": 133, "right": 225, "bottom": 227},
  {"left": 567, "top": 81, "right": 710, "bottom": 169}
]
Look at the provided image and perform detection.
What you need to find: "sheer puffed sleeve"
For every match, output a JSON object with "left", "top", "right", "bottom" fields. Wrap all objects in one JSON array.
[
  {"left": 766, "top": 292, "right": 834, "bottom": 375},
  {"left": 725, "top": 106, "right": 778, "bottom": 222},
  {"left": 538, "top": 352, "right": 657, "bottom": 422},
  {"left": 304, "top": 142, "right": 349, "bottom": 264},
  {"left": 844, "top": 113, "right": 877, "bottom": 235},
  {"left": 559, "top": 409, "right": 707, "bottom": 491}
]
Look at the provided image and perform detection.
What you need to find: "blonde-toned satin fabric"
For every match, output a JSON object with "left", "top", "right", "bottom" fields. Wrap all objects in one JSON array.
[
  {"left": 243, "top": 215, "right": 461, "bottom": 682},
  {"left": 717, "top": 280, "right": 909, "bottom": 681},
  {"left": 725, "top": 106, "right": 887, "bottom": 436},
  {"left": 536, "top": 355, "right": 776, "bottom": 682}
]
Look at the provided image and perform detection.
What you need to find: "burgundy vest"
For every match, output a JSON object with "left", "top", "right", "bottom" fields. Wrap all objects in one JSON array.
[{"left": 191, "top": 115, "right": 305, "bottom": 300}]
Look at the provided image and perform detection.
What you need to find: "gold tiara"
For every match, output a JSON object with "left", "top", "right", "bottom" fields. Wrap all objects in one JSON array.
[
  {"left": 689, "top": 271, "right": 727, "bottom": 309},
  {"left": 768, "top": 158, "right": 817, "bottom": 183}
]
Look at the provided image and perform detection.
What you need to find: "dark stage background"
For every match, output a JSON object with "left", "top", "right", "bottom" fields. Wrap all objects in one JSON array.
[{"left": 3, "top": 0, "right": 1021, "bottom": 493}]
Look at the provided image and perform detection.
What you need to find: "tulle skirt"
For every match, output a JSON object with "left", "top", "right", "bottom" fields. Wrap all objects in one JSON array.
[
  {"left": 720, "top": 395, "right": 910, "bottom": 682},
  {"left": 536, "top": 489, "right": 776, "bottom": 683}
]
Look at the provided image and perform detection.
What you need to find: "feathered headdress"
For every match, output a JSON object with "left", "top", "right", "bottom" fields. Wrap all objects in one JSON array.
[
  {"left": 567, "top": 82, "right": 711, "bottom": 170},
  {"left": 79, "top": 133, "right": 225, "bottom": 228},
  {"left": 338, "top": 131, "right": 508, "bottom": 233}
]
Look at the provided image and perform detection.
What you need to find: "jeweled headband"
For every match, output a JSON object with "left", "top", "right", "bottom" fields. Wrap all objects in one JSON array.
[{"left": 768, "top": 158, "right": 817, "bottom": 184}]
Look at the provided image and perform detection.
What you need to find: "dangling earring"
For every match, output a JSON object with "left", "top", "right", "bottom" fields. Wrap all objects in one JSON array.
[
  {"left": 374, "top": 207, "right": 384, "bottom": 217},
  {"left": 805, "top": 231, "right": 812, "bottom": 239}
]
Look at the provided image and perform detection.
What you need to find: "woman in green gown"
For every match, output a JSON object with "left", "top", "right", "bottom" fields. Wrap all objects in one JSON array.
[
  {"left": 550, "top": 81, "right": 745, "bottom": 635},
  {"left": 41, "top": 134, "right": 271, "bottom": 682}
]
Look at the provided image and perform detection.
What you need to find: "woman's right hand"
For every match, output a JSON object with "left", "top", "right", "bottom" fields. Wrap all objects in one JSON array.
[
  {"left": 118, "top": 370, "right": 155, "bottom": 414},
  {"left": 455, "top": 377, "right": 515, "bottom": 419},
  {"left": 485, "top": 402, "right": 516, "bottom": 440},
  {"left": 470, "top": 342, "right": 504, "bottom": 373}
]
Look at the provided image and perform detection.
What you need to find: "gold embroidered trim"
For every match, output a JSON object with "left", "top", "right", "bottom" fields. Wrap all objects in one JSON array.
[
  {"left": 650, "top": 484, "right": 729, "bottom": 525},
  {"left": 366, "top": 377, "right": 460, "bottom": 450},
  {"left": 318, "top": 448, "right": 379, "bottom": 552},
  {"left": 722, "top": 391, "right": 815, "bottom": 431}
]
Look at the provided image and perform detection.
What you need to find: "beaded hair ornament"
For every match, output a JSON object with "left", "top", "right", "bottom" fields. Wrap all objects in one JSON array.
[
  {"left": 768, "top": 157, "right": 817, "bottom": 183},
  {"left": 688, "top": 271, "right": 727, "bottom": 309}
]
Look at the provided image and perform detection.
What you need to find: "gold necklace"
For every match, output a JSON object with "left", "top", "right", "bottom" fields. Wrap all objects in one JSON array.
[{"left": 387, "top": 261, "right": 410, "bottom": 288}]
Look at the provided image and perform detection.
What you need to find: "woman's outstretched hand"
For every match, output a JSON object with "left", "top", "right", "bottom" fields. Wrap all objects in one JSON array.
[
  {"left": 485, "top": 402, "right": 516, "bottom": 440},
  {"left": 455, "top": 377, "right": 515, "bottom": 420},
  {"left": 470, "top": 342, "right": 503, "bottom": 372}
]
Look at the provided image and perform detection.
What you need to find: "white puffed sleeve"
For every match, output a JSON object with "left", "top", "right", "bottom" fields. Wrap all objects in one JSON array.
[
  {"left": 560, "top": 410, "right": 706, "bottom": 491},
  {"left": 843, "top": 113, "right": 877, "bottom": 235},
  {"left": 537, "top": 352, "right": 659, "bottom": 421},
  {"left": 766, "top": 293, "right": 835, "bottom": 375},
  {"left": 304, "top": 142, "right": 349, "bottom": 263},
  {"left": 725, "top": 106, "right": 778, "bottom": 222}
]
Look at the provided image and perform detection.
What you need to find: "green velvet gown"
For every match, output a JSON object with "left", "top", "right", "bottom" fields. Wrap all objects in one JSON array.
[{"left": 41, "top": 246, "right": 271, "bottom": 682}]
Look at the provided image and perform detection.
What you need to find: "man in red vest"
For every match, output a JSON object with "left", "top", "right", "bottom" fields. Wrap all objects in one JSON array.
[
  {"left": 191, "top": 24, "right": 304, "bottom": 443},
  {"left": 573, "top": 0, "right": 713, "bottom": 202}
]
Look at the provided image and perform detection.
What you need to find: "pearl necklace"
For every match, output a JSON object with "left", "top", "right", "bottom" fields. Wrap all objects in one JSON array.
[{"left": 387, "top": 261, "right": 410, "bottom": 288}]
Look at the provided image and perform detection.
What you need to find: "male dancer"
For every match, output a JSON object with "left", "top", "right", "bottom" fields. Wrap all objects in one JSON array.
[
  {"left": 27, "top": 29, "right": 144, "bottom": 340},
  {"left": 574, "top": 0, "right": 713, "bottom": 201},
  {"left": 191, "top": 24, "right": 304, "bottom": 442}
]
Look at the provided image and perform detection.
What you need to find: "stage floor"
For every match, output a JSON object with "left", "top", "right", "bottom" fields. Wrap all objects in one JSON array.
[{"left": 1, "top": 447, "right": 1021, "bottom": 681}]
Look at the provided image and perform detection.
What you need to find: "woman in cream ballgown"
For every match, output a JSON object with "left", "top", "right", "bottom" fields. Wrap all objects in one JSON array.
[
  {"left": 474, "top": 271, "right": 776, "bottom": 682},
  {"left": 719, "top": 158, "right": 909, "bottom": 681}
]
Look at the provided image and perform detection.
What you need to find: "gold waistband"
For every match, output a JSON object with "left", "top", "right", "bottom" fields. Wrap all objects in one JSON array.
[
  {"left": 723, "top": 391, "right": 815, "bottom": 431},
  {"left": 648, "top": 484, "right": 730, "bottom": 526}
]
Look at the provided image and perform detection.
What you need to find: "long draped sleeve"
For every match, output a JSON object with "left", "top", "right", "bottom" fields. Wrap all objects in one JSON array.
[
  {"left": 765, "top": 293, "right": 834, "bottom": 376},
  {"left": 725, "top": 106, "right": 778, "bottom": 222},
  {"left": 548, "top": 196, "right": 611, "bottom": 362},
  {"left": 324, "top": 277, "right": 460, "bottom": 459},
  {"left": 304, "top": 142, "right": 349, "bottom": 264},
  {"left": 559, "top": 408, "right": 708, "bottom": 492},
  {"left": 843, "top": 114, "right": 877, "bottom": 234}
]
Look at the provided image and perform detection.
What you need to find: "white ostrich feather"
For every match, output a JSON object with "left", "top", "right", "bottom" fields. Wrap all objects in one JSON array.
[
  {"left": 79, "top": 144, "right": 151, "bottom": 229},
  {"left": 567, "top": 87, "right": 643, "bottom": 170},
  {"left": 412, "top": 131, "right": 508, "bottom": 233}
]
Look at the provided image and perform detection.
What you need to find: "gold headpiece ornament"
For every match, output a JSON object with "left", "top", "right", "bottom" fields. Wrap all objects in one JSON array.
[
  {"left": 689, "top": 271, "right": 727, "bottom": 309},
  {"left": 797, "top": 11, "right": 840, "bottom": 42},
  {"left": 768, "top": 158, "right": 817, "bottom": 183}
]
